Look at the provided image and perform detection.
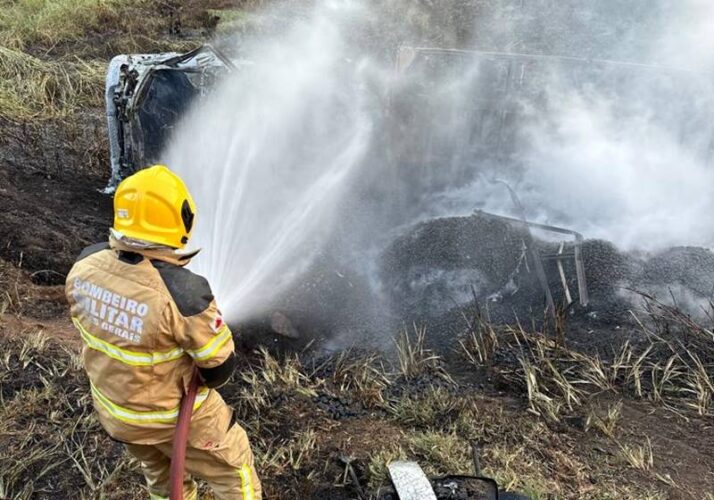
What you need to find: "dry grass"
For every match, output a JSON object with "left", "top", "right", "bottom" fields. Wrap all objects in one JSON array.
[
  {"left": 323, "top": 349, "right": 391, "bottom": 407},
  {"left": 0, "top": 259, "right": 30, "bottom": 315},
  {"left": 259, "top": 428, "right": 319, "bottom": 474},
  {"left": 396, "top": 323, "right": 437, "bottom": 378},
  {"left": 0, "top": 0, "right": 238, "bottom": 121},
  {"left": 207, "top": 7, "right": 252, "bottom": 36},
  {"left": 617, "top": 437, "right": 654, "bottom": 472},
  {"left": 0, "top": 0, "right": 121, "bottom": 51},
  {"left": 233, "top": 347, "right": 319, "bottom": 417},
  {"left": 366, "top": 445, "right": 407, "bottom": 491},
  {"left": 1, "top": 304, "right": 710, "bottom": 498},
  {"left": 0, "top": 0, "right": 214, "bottom": 54},
  {"left": 0, "top": 331, "right": 143, "bottom": 499},
  {"left": 387, "top": 386, "right": 464, "bottom": 428},
  {"left": 451, "top": 298, "right": 714, "bottom": 496},
  {"left": 405, "top": 429, "right": 473, "bottom": 476},
  {"left": 461, "top": 302, "right": 714, "bottom": 422},
  {"left": 395, "top": 323, "right": 453, "bottom": 383},
  {"left": 459, "top": 311, "right": 499, "bottom": 366},
  {"left": 586, "top": 401, "right": 622, "bottom": 438},
  {"left": 0, "top": 46, "right": 105, "bottom": 120}
]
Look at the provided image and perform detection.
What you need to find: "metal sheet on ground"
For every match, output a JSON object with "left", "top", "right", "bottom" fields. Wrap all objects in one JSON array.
[{"left": 388, "top": 461, "right": 437, "bottom": 500}]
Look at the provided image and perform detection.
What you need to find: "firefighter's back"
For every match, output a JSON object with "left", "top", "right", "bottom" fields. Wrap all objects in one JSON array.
[{"left": 66, "top": 242, "right": 211, "bottom": 444}]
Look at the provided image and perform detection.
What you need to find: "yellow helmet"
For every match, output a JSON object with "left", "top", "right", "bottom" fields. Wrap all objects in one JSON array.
[{"left": 113, "top": 165, "right": 196, "bottom": 249}]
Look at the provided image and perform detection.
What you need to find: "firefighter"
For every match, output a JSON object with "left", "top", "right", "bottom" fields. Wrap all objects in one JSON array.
[{"left": 65, "top": 165, "right": 261, "bottom": 500}]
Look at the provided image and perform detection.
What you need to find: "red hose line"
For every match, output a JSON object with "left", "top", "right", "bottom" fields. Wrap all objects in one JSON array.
[{"left": 170, "top": 369, "right": 201, "bottom": 500}]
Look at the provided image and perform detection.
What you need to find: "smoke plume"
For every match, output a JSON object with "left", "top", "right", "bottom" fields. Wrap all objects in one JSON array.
[{"left": 165, "top": 0, "right": 714, "bottom": 324}]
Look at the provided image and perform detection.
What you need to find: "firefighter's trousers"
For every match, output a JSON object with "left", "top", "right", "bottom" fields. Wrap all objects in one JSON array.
[{"left": 126, "top": 421, "right": 261, "bottom": 500}]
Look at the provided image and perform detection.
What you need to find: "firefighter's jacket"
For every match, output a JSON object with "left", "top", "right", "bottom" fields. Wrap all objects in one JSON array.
[{"left": 65, "top": 237, "right": 237, "bottom": 445}]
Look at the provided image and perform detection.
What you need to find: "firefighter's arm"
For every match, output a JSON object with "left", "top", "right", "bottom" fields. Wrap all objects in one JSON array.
[
  {"left": 155, "top": 262, "right": 237, "bottom": 388},
  {"left": 176, "top": 298, "right": 236, "bottom": 388}
]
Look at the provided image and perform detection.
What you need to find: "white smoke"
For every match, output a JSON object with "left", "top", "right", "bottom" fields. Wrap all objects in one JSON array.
[
  {"left": 515, "top": 0, "right": 714, "bottom": 250},
  {"left": 658, "top": 0, "right": 714, "bottom": 70},
  {"left": 495, "top": 87, "right": 714, "bottom": 250},
  {"left": 430, "top": 0, "right": 714, "bottom": 251},
  {"left": 164, "top": 0, "right": 714, "bottom": 325}
]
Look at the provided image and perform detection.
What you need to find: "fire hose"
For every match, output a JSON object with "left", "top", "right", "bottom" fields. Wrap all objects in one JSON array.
[{"left": 169, "top": 368, "right": 201, "bottom": 500}]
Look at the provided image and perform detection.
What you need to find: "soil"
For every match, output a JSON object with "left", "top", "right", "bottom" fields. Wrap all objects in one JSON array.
[{"left": 0, "top": 119, "right": 113, "bottom": 285}]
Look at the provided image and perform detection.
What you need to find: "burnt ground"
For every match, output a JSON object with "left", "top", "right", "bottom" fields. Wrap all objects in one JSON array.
[
  {"left": 1, "top": 1, "right": 714, "bottom": 499},
  {"left": 2, "top": 296, "right": 714, "bottom": 499},
  {"left": 0, "top": 118, "right": 113, "bottom": 285},
  {"left": 2, "top": 232, "right": 714, "bottom": 499}
]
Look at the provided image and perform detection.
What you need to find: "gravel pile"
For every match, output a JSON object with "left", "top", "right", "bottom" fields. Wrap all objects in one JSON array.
[
  {"left": 238, "top": 214, "right": 713, "bottom": 351},
  {"left": 639, "top": 246, "right": 714, "bottom": 298},
  {"left": 380, "top": 213, "right": 540, "bottom": 321},
  {"left": 381, "top": 214, "right": 529, "bottom": 281},
  {"left": 313, "top": 392, "right": 369, "bottom": 420},
  {"left": 378, "top": 213, "right": 714, "bottom": 326}
]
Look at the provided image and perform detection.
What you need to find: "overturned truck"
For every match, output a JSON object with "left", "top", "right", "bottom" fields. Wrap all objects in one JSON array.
[{"left": 104, "top": 44, "right": 714, "bottom": 347}]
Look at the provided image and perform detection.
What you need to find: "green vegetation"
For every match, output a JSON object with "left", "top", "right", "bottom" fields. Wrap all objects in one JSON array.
[
  {"left": 0, "top": 0, "right": 120, "bottom": 51},
  {"left": 0, "top": 0, "right": 111, "bottom": 120},
  {"left": 0, "top": 0, "right": 232, "bottom": 120}
]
